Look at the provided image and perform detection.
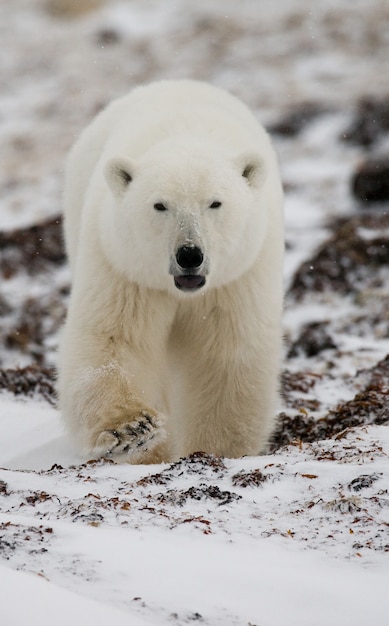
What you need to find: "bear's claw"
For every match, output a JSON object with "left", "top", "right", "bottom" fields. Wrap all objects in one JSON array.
[{"left": 94, "top": 412, "right": 165, "bottom": 459}]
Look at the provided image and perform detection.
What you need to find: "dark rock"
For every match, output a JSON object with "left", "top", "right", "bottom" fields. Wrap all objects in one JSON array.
[
  {"left": 288, "top": 321, "right": 338, "bottom": 358},
  {"left": 343, "top": 98, "right": 389, "bottom": 147},
  {"left": 268, "top": 102, "right": 329, "bottom": 137},
  {"left": 351, "top": 156, "right": 389, "bottom": 203},
  {"left": 95, "top": 28, "right": 121, "bottom": 46}
]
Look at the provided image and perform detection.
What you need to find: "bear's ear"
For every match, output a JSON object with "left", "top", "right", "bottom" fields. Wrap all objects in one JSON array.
[
  {"left": 104, "top": 157, "right": 135, "bottom": 198},
  {"left": 234, "top": 151, "right": 266, "bottom": 188}
]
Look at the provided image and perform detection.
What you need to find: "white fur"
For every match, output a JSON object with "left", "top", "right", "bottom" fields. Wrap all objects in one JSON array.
[{"left": 58, "top": 79, "right": 284, "bottom": 463}]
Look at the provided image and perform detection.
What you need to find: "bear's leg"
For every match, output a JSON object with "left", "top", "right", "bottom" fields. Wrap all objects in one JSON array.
[
  {"left": 59, "top": 358, "right": 169, "bottom": 462},
  {"left": 177, "top": 353, "right": 280, "bottom": 458},
  {"left": 170, "top": 299, "right": 282, "bottom": 458},
  {"left": 58, "top": 282, "right": 176, "bottom": 463}
]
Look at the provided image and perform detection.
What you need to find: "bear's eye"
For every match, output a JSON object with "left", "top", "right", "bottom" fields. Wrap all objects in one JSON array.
[
  {"left": 209, "top": 201, "right": 222, "bottom": 209},
  {"left": 154, "top": 203, "right": 168, "bottom": 212}
]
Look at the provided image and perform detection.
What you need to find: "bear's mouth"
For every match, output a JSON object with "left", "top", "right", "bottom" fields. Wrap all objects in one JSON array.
[{"left": 174, "top": 275, "right": 206, "bottom": 291}]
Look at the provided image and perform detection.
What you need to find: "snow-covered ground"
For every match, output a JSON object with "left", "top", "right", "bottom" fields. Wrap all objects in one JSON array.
[{"left": 1, "top": 1, "right": 388, "bottom": 624}]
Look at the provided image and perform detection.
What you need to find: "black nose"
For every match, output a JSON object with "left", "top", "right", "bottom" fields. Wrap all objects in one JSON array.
[{"left": 176, "top": 245, "right": 204, "bottom": 270}]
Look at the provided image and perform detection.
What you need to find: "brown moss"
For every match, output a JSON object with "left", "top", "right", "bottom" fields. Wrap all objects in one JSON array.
[
  {"left": 0, "top": 366, "right": 56, "bottom": 405},
  {"left": 0, "top": 216, "right": 65, "bottom": 279},
  {"left": 271, "top": 354, "right": 389, "bottom": 450},
  {"left": 289, "top": 214, "right": 389, "bottom": 299},
  {"left": 231, "top": 469, "right": 268, "bottom": 488}
]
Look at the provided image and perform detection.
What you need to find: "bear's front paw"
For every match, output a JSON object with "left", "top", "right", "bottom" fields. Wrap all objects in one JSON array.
[{"left": 94, "top": 411, "right": 166, "bottom": 461}]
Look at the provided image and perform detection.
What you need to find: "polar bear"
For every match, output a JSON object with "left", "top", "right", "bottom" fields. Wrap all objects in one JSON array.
[{"left": 58, "top": 80, "right": 284, "bottom": 463}]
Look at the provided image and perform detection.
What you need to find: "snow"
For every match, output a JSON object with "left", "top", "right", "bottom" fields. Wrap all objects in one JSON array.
[
  {"left": 0, "top": 565, "right": 149, "bottom": 626},
  {"left": 0, "top": 399, "right": 80, "bottom": 471},
  {"left": 1, "top": 402, "right": 388, "bottom": 624},
  {"left": 1, "top": 0, "right": 388, "bottom": 624},
  {"left": 2, "top": 526, "right": 387, "bottom": 626}
]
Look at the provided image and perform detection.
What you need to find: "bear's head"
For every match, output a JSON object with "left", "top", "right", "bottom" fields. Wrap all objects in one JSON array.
[{"left": 101, "top": 138, "right": 270, "bottom": 296}]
